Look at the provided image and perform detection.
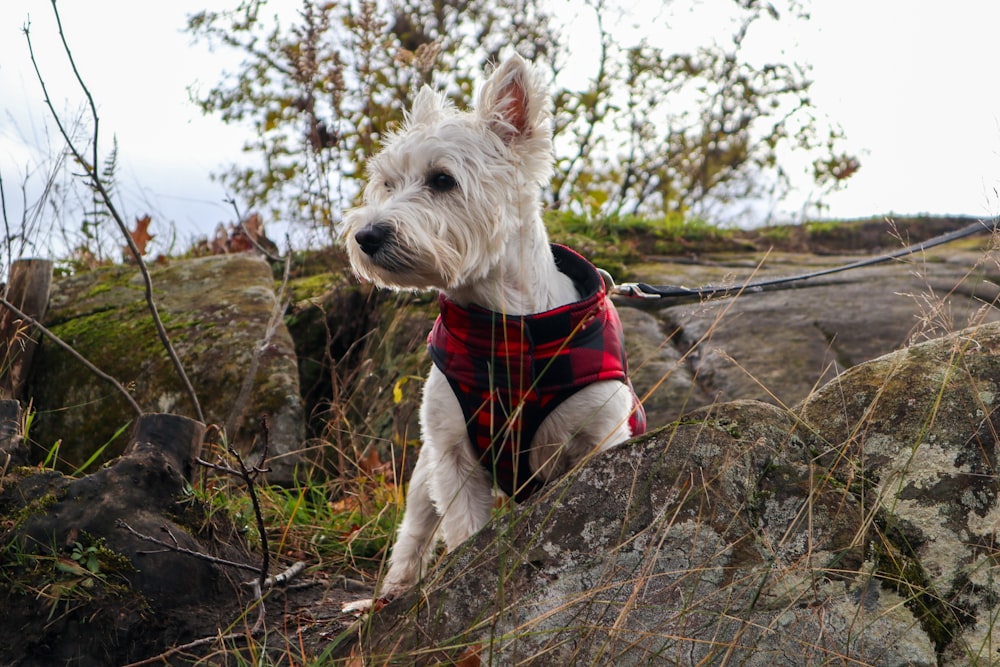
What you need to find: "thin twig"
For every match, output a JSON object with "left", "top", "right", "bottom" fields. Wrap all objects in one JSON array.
[
  {"left": 0, "top": 172, "right": 11, "bottom": 273},
  {"left": 223, "top": 234, "right": 292, "bottom": 440},
  {"left": 237, "top": 559, "right": 307, "bottom": 635},
  {"left": 259, "top": 559, "right": 308, "bottom": 589},
  {"left": 196, "top": 438, "right": 272, "bottom": 632},
  {"left": 116, "top": 519, "right": 260, "bottom": 574},
  {"left": 0, "top": 295, "right": 142, "bottom": 416},
  {"left": 195, "top": 436, "right": 272, "bottom": 590},
  {"left": 24, "top": 6, "right": 204, "bottom": 424},
  {"left": 230, "top": 440, "right": 271, "bottom": 589}
]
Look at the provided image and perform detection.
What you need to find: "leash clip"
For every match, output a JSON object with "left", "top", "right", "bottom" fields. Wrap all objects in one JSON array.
[
  {"left": 613, "top": 283, "right": 663, "bottom": 299},
  {"left": 597, "top": 268, "right": 663, "bottom": 299}
]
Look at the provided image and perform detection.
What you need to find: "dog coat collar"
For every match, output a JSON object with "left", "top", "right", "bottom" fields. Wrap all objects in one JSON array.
[{"left": 428, "top": 244, "right": 646, "bottom": 502}]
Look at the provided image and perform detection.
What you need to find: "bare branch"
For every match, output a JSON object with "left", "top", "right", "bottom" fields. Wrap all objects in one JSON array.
[
  {"left": 24, "top": 5, "right": 204, "bottom": 423},
  {"left": 224, "top": 222, "right": 292, "bottom": 441},
  {"left": 116, "top": 519, "right": 260, "bottom": 573},
  {"left": 119, "top": 629, "right": 263, "bottom": 667},
  {"left": 258, "top": 560, "right": 307, "bottom": 590},
  {"left": 196, "top": 434, "right": 273, "bottom": 590}
]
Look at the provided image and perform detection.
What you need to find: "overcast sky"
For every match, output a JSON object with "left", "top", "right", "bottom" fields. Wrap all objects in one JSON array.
[{"left": 2, "top": 1, "right": 999, "bottom": 254}]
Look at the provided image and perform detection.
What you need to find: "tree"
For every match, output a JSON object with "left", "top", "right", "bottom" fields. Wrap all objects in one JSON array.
[
  {"left": 186, "top": 0, "right": 564, "bottom": 237},
  {"left": 552, "top": 0, "right": 858, "bottom": 222},
  {"left": 187, "top": 0, "right": 857, "bottom": 233}
]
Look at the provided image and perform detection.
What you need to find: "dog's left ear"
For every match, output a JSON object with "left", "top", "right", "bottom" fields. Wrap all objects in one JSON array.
[
  {"left": 479, "top": 54, "right": 548, "bottom": 145},
  {"left": 408, "top": 85, "right": 447, "bottom": 127}
]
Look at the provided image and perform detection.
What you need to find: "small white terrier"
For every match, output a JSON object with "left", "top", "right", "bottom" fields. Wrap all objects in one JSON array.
[{"left": 343, "top": 54, "right": 645, "bottom": 610}]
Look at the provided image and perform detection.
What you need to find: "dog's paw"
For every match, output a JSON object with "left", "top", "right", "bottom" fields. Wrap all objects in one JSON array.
[{"left": 341, "top": 596, "right": 390, "bottom": 616}]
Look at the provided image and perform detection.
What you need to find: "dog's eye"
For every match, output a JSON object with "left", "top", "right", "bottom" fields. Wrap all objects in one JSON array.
[
  {"left": 427, "top": 172, "right": 457, "bottom": 193},
  {"left": 384, "top": 180, "right": 393, "bottom": 192}
]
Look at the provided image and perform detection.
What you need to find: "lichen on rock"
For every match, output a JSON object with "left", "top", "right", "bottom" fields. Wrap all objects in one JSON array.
[{"left": 350, "top": 322, "right": 1000, "bottom": 666}]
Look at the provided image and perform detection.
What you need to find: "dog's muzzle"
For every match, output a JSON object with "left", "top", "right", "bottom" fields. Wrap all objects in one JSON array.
[{"left": 355, "top": 222, "right": 394, "bottom": 256}]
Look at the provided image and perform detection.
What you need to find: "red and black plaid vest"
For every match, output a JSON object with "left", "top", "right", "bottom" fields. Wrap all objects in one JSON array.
[{"left": 428, "top": 244, "right": 646, "bottom": 502}]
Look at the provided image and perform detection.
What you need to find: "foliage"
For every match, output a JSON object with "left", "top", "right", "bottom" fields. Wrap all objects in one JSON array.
[
  {"left": 186, "top": 0, "right": 858, "bottom": 233},
  {"left": 186, "top": 0, "right": 561, "bottom": 235},
  {"left": 545, "top": 209, "right": 751, "bottom": 276},
  {"left": 556, "top": 2, "right": 859, "bottom": 221},
  {"left": 267, "top": 470, "right": 401, "bottom": 567},
  {"left": 78, "top": 136, "right": 121, "bottom": 262}
]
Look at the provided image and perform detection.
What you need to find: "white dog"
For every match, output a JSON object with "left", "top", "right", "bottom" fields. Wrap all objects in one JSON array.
[{"left": 343, "top": 54, "right": 645, "bottom": 610}]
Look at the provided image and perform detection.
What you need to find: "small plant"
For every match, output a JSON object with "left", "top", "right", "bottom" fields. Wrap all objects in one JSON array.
[{"left": 69, "top": 540, "right": 101, "bottom": 574}]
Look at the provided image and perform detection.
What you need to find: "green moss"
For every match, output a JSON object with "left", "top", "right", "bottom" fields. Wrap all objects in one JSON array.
[
  {"left": 756, "top": 225, "right": 792, "bottom": 244},
  {"left": 2, "top": 493, "right": 60, "bottom": 538},
  {"left": 83, "top": 283, "right": 115, "bottom": 299},
  {"left": 287, "top": 272, "right": 343, "bottom": 304},
  {"left": 51, "top": 307, "right": 164, "bottom": 359},
  {"left": 543, "top": 210, "right": 754, "bottom": 278}
]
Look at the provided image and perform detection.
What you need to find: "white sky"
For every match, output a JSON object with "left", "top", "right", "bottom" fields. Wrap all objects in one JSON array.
[{"left": 1, "top": 0, "right": 999, "bottom": 253}]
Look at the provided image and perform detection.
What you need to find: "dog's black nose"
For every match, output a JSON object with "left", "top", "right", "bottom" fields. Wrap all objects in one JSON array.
[{"left": 355, "top": 223, "right": 391, "bottom": 256}]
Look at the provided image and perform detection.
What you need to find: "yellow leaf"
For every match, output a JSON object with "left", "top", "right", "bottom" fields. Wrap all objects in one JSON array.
[{"left": 393, "top": 377, "right": 408, "bottom": 404}]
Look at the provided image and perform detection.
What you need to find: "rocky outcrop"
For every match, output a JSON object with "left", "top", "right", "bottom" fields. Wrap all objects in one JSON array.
[
  {"left": 27, "top": 253, "right": 305, "bottom": 482},
  {"left": 22, "top": 224, "right": 999, "bottom": 491},
  {"left": 622, "top": 240, "right": 1000, "bottom": 426},
  {"left": 356, "top": 320, "right": 1000, "bottom": 666},
  {"left": 3, "top": 220, "right": 999, "bottom": 664}
]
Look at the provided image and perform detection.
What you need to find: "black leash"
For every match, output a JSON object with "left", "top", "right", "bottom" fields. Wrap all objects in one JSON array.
[{"left": 603, "top": 219, "right": 999, "bottom": 301}]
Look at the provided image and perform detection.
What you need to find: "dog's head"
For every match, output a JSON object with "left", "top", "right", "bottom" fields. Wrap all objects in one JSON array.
[{"left": 344, "top": 54, "right": 553, "bottom": 291}]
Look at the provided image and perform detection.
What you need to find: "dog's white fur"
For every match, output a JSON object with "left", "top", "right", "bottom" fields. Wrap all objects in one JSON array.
[{"left": 343, "top": 55, "right": 637, "bottom": 608}]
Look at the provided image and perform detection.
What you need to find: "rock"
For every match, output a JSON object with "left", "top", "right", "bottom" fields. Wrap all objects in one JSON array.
[
  {"left": 798, "top": 320, "right": 1000, "bottom": 666},
  {"left": 0, "top": 414, "right": 260, "bottom": 667},
  {"left": 623, "top": 241, "right": 1000, "bottom": 426},
  {"left": 617, "top": 307, "right": 711, "bottom": 421},
  {"left": 354, "top": 321, "right": 1000, "bottom": 665},
  {"left": 27, "top": 254, "right": 305, "bottom": 483}
]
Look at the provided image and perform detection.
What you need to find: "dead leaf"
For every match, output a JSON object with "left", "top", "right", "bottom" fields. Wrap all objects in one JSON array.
[
  {"left": 330, "top": 497, "right": 360, "bottom": 513},
  {"left": 228, "top": 225, "right": 254, "bottom": 253},
  {"left": 344, "top": 645, "right": 365, "bottom": 667},
  {"left": 454, "top": 643, "right": 482, "bottom": 667},
  {"left": 130, "top": 215, "right": 154, "bottom": 256},
  {"left": 359, "top": 446, "right": 383, "bottom": 477},
  {"left": 210, "top": 223, "right": 229, "bottom": 255},
  {"left": 243, "top": 212, "right": 264, "bottom": 240}
]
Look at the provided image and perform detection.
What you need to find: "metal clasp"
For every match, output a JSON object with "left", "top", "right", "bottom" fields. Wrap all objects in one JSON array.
[
  {"left": 613, "top": 283, "right": 663, "bottom": 299},
  {"left": 597, "top": 268, "right": 661, "bottom": 299}
]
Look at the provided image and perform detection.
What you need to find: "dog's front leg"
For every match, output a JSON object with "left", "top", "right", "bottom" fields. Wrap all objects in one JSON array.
[
  {"left": 377, "top": 451, "right": 441, "bottom": 601},
  {"left": 428, "top": 436, "right": 494, "bottom": 551},
  {"left": 421, "top": 367, "right": 495, "bottom": 551}
]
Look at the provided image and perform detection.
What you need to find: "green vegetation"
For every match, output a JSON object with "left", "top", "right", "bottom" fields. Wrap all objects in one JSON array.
[
  {"left": 545, "top": 210, "right": 745, "bottom": 270},
  {"left": 0, "top": 528, "right": 142, "bottom": 624},
  {"left": 186, "top": 0, "right": 855, "bottom": 233}
]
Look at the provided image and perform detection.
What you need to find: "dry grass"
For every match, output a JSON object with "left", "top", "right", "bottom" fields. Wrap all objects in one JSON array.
[{"left": 331, "top": 227, "right": 1000, "bottom": 666}]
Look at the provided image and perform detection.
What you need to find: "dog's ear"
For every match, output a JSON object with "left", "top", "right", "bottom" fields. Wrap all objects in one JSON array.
[
  {"left": 407, "top": 85, "right": 446, "bottom": 127},
  {"left": 479, "top": 54, "right": 548, "bottom": 145}
]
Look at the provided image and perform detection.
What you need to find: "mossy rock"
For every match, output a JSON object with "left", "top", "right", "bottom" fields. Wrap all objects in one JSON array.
[{"left": 28, "top": 254, "right": 305, "bottom": 482}]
